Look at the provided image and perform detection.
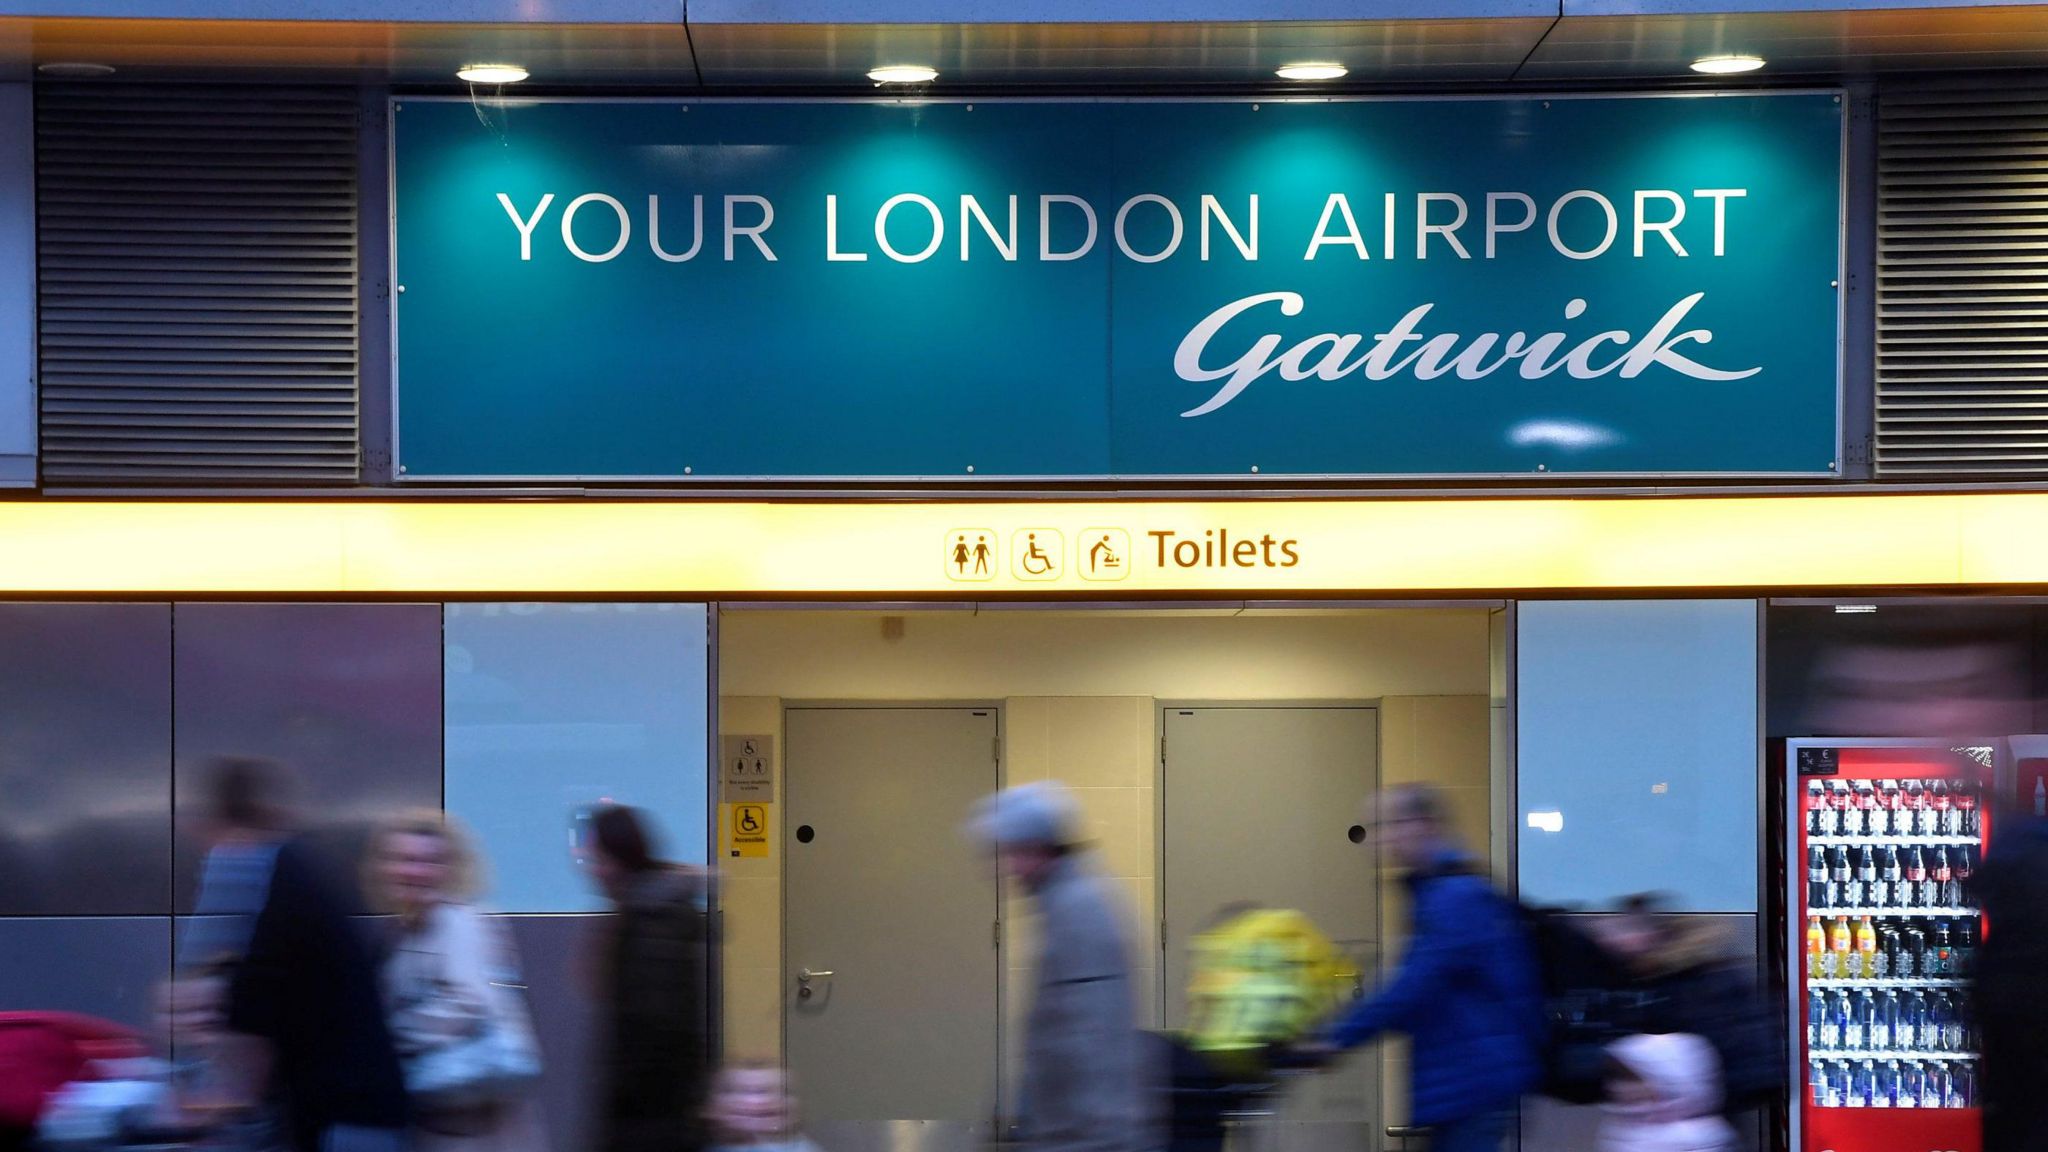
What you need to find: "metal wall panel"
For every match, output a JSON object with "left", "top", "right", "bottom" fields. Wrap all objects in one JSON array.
[
  {"left": 0, "top": 1, "right": 680, "bottom": 18},
  {"left": 1875, "top": 79, "right": 2048, "bottom": 474},
  {"left": 36, "top": 83, "right": 360, "bottom": 484},
  {"left": 0, "top": 603, "right": 172, "bottom": 916},
  {"left": 503, "top": 914, "right": 603, "bottom": 1152},
  {"left": 0, "top": 917, "right": 170, "bottom": 1028},
  {"left": 0, "top": 83, "right": 30, "bottom": 488},
  {"left": 170, "top": 603, "right": 442, "bottom": 913}
]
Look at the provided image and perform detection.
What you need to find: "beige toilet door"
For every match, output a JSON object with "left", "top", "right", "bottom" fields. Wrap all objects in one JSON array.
[
  {"left": 1161, "top": 704, "right": 1383, "bottom": 1152},
  {"left": 783, "top": 705, "right": 1002, "bottom": 1144}
]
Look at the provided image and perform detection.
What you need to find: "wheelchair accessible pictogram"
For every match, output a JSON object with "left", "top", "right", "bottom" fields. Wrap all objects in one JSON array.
[{"left": 1011, "top": 529, "right": 1064, "bottom": 581}]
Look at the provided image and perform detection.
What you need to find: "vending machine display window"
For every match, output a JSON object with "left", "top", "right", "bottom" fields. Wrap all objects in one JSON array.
[{"left": 1786, "top": 739, "right": 2000, "bottom": 1152}]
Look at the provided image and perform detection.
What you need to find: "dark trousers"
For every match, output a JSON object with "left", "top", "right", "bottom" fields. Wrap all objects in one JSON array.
[{"left": 1426, "top": 1110, "right": 1511, "bottom": 1152}]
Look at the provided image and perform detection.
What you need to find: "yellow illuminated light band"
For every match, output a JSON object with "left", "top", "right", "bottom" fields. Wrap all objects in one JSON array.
[{"left": 0, "top": 493, "right": 2046, "bottom": 595}]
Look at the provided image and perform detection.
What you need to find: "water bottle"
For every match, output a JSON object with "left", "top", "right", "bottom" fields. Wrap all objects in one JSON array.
[
  {"left": 1923, "top": 1061, "right": 1951, "bottom": 1109},
  {"left": 1950, "top": 1061, "right": 1975, "bottom": 1109},
  {"left": 1850, "top": 1060, "right": 1877, "bottom": 1108},
  {"left": 1875, "top": 1060, "right": 1899, "bottom": 1108},
  {"left": 1901, "top": 992, "right": 1927, "bottom": 1051},
  {"left": 1875, "top": 990, "right": 1901, "bottom": 1053},
  {"left": 1848, "top": 990, "right": 1874, "bottom": 1052},
  {"left": 1822, "top": 991, "right": 1847, "bottom": 1051},
  {"left": 1808, "top": 989, "right": 1826, "bottom": 1051},
  {"left": 1936, "top": 992, "right": 1965, "bottom": 1052},
  {"left": 1928, "top": 992, "right": 1956, "bottom": 1053},
  {"left": 1899, "top": 1061, "right": 1924, "bottom": 1109},
  {"left": 1816, "top": 1060, "right": 1841, "bottom": 1107}
]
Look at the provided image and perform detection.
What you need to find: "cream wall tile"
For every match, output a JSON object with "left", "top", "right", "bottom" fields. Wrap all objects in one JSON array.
[
  {"left": 721, "top": 875, "right": 780, "bottom": 971},
  {"left": 1118, "top": 874, "right": 1160, "bottom": 968},
  {"left": 1379, "top": 697, "right": 1418, "bottom": 785},
  {"left": 1414, "top": 696, "right": 1492, "bottom": 789},
  {"left": 1047, "top": 697, "right": 1151, "bottom": 789},
  {"left": 723, "top": 965, "right": 783, "bottom": 1061},
  {"left": 1004, "top": 697, "right": 1052, "bottom": 784},
  {"left": 1071, "top": 790, "right": 1149, "bottom": 880}
]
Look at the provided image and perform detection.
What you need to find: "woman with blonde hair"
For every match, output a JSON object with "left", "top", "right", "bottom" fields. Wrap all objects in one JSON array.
[{"left": 366, "top": 810, "right": 546, "bottom": 1152}]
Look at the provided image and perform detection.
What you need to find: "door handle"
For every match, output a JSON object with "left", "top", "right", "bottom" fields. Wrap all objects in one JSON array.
[{"left": 799, "top": 968, "right": 835, "bottom": 982}]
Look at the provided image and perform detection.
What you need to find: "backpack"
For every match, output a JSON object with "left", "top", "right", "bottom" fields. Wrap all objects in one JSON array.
[
  {"left": 1515, "top": 905, "right": 1640, "bottom": 1104},
  {"left": 1180, "top": 907, "right": 1360, "bottom": 1077}
]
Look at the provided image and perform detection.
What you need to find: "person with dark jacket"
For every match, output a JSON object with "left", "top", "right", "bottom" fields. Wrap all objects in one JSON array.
[
  {"left": 1598, "top": 894, "right": 1780, "bottom": 1129},
  {"left": 1970, "top": 803, "right": 2048, "bottom": 1152},
  {"left": 1306, "top": 784, "right": 1543, "bottom": 1152},
  {"left": 586, "top": 805, "right": 711, "bottom": 1152},
  {"left": 210, "top": 759, "right": 410, "bottom": 1152}
]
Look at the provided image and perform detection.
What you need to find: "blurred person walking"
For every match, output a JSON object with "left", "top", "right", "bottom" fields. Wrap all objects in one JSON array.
[
  {"left": 968, "top": 782, "right": 1151, "bottom": 1152},
  {"left": 1597, "top": 894, "right": 1778, "bottom": 1128},
  {"left": 366, "top": 812, "right": 544, "bottom": 1152},
  {"left": 1597, "top": 1033, "right": 1735, "bottom": 1152},
  {"left": 1971, "top": 795, "right": 2048, "bottom": 1152},
  {"left": 1300, "top": 784, "right": 1542, "bottom": 1152},
  {"left": 703, "top": 1063, "right": 819, "bottom": 1152},
  {"left": 206, "top": 758, "right": 410, "bottom": 1152},
  {"left": 585, "top": 806, "right": 711, "bottom": 1152}
]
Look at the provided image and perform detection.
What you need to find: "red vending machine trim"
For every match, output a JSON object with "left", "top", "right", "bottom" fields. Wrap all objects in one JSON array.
[{"left": 1788, "top": 740, "right": 1991, "bottom": 1152}]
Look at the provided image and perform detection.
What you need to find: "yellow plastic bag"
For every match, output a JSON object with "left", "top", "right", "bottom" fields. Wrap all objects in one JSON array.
[{"left": 1181, "top": 907, "right": 1359, "bottom": 1075}]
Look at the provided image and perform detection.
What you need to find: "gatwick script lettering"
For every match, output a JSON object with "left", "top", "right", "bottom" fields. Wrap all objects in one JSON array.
[{"left": 1172, "top": 292, "right": 1759, "bottom": 417}]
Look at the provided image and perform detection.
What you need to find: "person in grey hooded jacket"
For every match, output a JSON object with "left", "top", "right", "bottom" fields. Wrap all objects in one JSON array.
[{"left": 970, "top": 782, "right": 1151, "bottom": 1152}]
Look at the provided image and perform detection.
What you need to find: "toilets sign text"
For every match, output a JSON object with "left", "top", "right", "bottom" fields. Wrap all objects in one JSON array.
[{"left": 392, "top": 95, "right": 1844, "bottom": 479}]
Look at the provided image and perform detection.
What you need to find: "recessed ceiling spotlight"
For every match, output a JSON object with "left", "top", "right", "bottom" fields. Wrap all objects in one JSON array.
[
  {"left": 37, "top": 62, "right": 115, "bottom": 78},
  {"left": 868, "top": 65, "right": 939, "bottom": 84},
  {"left": 1276, "top": 63, "right": 1349, "bottom": 81},
  {"left": 1690, "top": 55, "right": 1766, "bottom": 75},
  {"left": 456, "top": 64, "right": 529, "bottom": 84}
]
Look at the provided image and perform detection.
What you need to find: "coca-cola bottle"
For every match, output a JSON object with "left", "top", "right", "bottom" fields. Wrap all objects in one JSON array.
[
  {"left": 1904, "top": 845, "right": 1927, "bottom": 908},
  {"left": 1929, "top": 846, "right": 1953, "bottom": 909},
  {"left": 1932, "top": 782, "right": 1956, "bottom": 837},
  {"left": 1881, "top": 845, "right": 1903, "bottom": 909},
  {"left": 1859, "top": 845, "right": 1881, "bottom": 909},
  {"left": 1859, "top": 784, "right": 1885, "bottom": 840},
  {"left": 1955, "top": 782, "right": 1980, "bottom": 838}
]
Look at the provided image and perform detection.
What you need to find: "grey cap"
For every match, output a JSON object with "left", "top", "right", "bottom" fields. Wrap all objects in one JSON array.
[{"left": 966, "top": 780, "right": 1081, "bottom": 849}]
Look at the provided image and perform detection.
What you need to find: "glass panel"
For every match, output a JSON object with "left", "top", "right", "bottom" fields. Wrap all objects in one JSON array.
[
  {"left": 1517, "top": 599, "right": 1760, "bottom": 912},
  {"left": 0, "top": 604, "right": 172, "bottom": 915},
  {"left": 172, "top": 604, "right": 444, "bottom": 913},
  {"left": 444, "top": 603, "right": 709, "bottom": 913}
]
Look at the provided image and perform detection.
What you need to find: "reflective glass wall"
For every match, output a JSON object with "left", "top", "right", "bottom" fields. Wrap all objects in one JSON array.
[{"left": 0, "top": 601, "right": 712, "bottom": 1152}]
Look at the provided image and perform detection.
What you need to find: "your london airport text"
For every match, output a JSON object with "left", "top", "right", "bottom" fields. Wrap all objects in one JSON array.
[{"left": 495, "top": 187, "right": 1765, "bottom": 417}]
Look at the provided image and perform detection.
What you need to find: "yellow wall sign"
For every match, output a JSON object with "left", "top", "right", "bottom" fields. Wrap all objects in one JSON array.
[
  {"left": 6, "top": 492, "right": 2048, "bottom": 594},
  {"left": 725, "top": 803, "right": 770, "bottom": 859}
]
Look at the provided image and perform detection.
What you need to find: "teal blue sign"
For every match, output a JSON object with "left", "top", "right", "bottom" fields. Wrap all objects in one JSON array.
[{"left": 392, "top": 95, "right": 1842, "bottom": 479}]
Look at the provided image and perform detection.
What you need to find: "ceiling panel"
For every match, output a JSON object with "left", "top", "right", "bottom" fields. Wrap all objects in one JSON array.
[
  {"left": 1525, "top": 7, "right": 2048, "bottom": 79},
  {"left": 0, "top": 18, "right": 698, "bottom": 84},
  {"left": 688, "top": 0, "right": 1555, "bottom": 21},
  {"left": 686, "top": 19, "right": 1555, "bottom": 86}
]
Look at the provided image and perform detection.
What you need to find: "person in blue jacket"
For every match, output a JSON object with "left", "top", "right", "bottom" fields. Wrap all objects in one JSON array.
[{"left": 1306, "top": 784, "right": 1543, "bottom": 1152}]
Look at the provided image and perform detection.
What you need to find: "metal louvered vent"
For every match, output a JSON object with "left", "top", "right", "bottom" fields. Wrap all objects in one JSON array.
[
  {"left": 37, "top": 84, "right": 360, "bottom": 484},
  {"left": 1876, "top": 82, "right": 2048, "bottom": 476}
]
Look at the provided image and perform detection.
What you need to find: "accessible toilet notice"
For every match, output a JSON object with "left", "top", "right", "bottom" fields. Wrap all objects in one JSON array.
[
  {"left": 392, "top": 94, "right": 1844, "bottom": 480},
  {"left": 726, "top": 803, "right": 771, "bottom": 859}
]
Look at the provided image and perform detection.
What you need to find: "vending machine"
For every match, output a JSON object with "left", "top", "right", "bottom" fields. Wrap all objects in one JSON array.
[{"left": 1785, "top": 738, "right": 1998, "bottom": 1152}]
